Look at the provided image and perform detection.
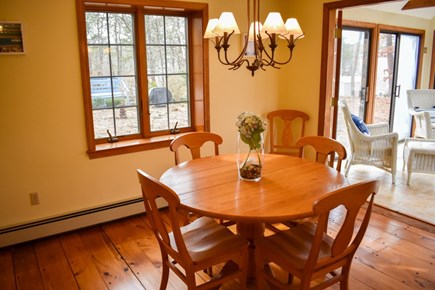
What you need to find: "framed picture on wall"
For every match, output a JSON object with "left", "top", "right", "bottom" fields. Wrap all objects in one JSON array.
[{"left": 0, "top": 22, "right": 25, "bottom": 54}]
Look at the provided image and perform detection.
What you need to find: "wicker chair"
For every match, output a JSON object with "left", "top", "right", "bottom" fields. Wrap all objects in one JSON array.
[
  {"left": 407, "top": 89, "right": 435, "bottom": 139},
  {"left": 403, "top": 138, "right": 435, "bottom": 185},
  {"left": 338, "top": 100, "right": 398, "bottom": 184}
]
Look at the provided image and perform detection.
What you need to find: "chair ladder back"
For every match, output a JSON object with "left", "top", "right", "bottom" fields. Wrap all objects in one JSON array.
[
  {"left": 296, "top": 136, "right": 347, "bottom": 172},
  {"left": 267, "top": 109, "right": 309, "bottom": 156},
  {"left": 137, "top": 170, "right": 192, "bottom": 262},
  {"left": 170, "top": 132, "right": 223, "bottom": 165},
  {"left": 312, "top": 180, "right": 379, "bottom": 263}
]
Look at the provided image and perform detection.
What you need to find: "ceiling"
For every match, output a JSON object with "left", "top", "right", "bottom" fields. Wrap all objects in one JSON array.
[{"left": 366, "top": 0, "right": 435, "bottom": 20}]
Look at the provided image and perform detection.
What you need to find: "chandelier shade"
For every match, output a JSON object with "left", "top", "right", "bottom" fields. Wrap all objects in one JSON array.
[{"left": 204, "top": 0, "right": 304, "bottom": 76}]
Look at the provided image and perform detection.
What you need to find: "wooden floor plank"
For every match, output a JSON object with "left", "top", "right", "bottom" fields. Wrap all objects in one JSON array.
[
  {"left": 59, "top": 232, "right": 108, "bottom": 290},
  {"left": 1, "top": 206, "right": 434, "bottom": 290},
  {"left": 356, "top": 240, "right": 435, "bottom": 289},
  {"left": 77, "top": 227, "right": 145, "bottom": 290},
  {"left": 350, "top": 248, "right": 414, "bottom": 290},
  {"left": 0, "top": 247, "right": 16, "bottom": 290},
  {"left": 34, "top": 238, "right": 79, "bottom": 290},
  {"left": 102, "top": 215, "right": 193, "bottom": 290},
  {"left": 13, "top": 243, "right": 45, "bottom": 290}
]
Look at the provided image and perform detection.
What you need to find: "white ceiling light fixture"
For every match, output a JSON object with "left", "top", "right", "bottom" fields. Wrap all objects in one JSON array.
[{"left": 203, "top": 0, "right": 304, "bottom": 76}]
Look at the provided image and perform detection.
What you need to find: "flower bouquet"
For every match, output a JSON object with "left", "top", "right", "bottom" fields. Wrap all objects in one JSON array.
[{"left": 236, "top": 112, "right": 267, "bottom": 181}]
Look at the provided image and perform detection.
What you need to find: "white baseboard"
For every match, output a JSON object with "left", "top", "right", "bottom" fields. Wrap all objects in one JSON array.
[{"left": 0, "top": 197, "right": 150, "bottom": 248}]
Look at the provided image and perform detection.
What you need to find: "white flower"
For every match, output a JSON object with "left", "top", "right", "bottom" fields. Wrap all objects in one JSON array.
[{"left": 236, "top": 112, "right": 266, "bottom": 150}]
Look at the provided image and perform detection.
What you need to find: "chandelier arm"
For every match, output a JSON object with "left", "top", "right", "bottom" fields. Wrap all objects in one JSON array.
[
  {"left": 230, "top": 58, "right": 250, "bottom": 70},
  {"left": 259, "top": 33, "right": 296, "bottom": 67},
  {"left": 232, "top": 33, "right": 250, "bottom": 64},
  {"left": 215, "top": 31, "right": 245, "bottom": 66},
  {"left": 257, "top": 33, "right": 276, "bottom": 66}
]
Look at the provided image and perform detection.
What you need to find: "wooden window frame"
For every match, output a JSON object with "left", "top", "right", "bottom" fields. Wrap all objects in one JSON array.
[
  {"left": 430, "top": 30, "right": 435, "bottom": 89},
  {"left": 76, "top": 0, "right": 210, "bottom": 159}
]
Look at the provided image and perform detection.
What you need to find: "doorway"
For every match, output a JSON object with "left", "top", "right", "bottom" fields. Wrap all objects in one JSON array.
[{"left": 321, "top": 3, "right": 425, "bottom": 146}]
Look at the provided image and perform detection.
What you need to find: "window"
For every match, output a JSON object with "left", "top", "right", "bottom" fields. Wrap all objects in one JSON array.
[
  {"left": 76, "top": 0, "right": 209, "bottom": 158},
  {"left": 145, "top": 15, "right": 190, "bottom": 132}
]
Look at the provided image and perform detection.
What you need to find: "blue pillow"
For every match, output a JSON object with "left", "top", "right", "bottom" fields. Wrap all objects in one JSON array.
[{"left": 351, "top": 114, "right": 370, "bottom": 135}]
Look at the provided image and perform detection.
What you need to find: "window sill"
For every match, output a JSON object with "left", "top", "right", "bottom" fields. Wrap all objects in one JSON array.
[{"left": 88, "top": 135, "right": 178, "bottom": 159}]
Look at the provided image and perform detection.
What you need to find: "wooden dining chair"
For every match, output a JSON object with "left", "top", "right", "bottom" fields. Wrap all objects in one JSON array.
[
  {"left": 170, "top": 132, "right": 232, "bottom": 226},
  {"left": 267, "top": 110, "right": 310, "bottom": 156},
  {"left": 296, "top": 136, "right": 347, "bottom": 172},
  {"left": 137, "top": 169, "right": 249, "bottom": 290},
  {"left": 170, "top": 132, "right": 223, "bottom": 165},
  {"left": 255, "top": 179, "right": 379, "bottom": 290},
  {"left": 266, "top": 135, "right": 349, "bottom": 233}
]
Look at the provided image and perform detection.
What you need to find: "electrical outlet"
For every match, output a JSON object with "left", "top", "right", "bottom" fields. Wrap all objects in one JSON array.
[{"left": 30, "top": 192, "right": 40, "bottom": 205}]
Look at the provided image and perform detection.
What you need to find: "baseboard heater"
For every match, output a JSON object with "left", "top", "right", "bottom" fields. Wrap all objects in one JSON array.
[{"left": 0, "top": 197, "right": 147, "bottom": 248}]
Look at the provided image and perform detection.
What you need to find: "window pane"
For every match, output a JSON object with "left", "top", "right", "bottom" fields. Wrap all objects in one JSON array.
[
  {"left": 168, "top": 74, "right": 188, "bottom": 101},
  {"left": 111, "top": 46, "right": 136, "bottom": 75},
  {"left": 86, "top": 12, "right": 108, "bottom": 44},
  {"left": 148, "top": 75, "right": 166, "bottom": 89},
  {"left": 146, "top": 45, "right": 166, "bottom": 74},
  {"left": 108, "top": 14, "right": 134, "bottom": 44},
  {"left": 88, "top": 46, "right": 111, "bottom": 77},
  {"left": 150, "top": 104, "right": 169, "bottom": 131},
  {"left": 166, "top": 16, "right": 186, "bottom": 45},
  {"left": 145, "top": 15, "right": 164, "bottom": 44},
  {"left": 149, "top": 87, "right": 172, "bottom": 106},
  {"left": 167, "top": 46, "right": 187, "bottom": 73},
  {"left": 169, "top": 102, "right": 189, "bottom": 129},
  {"left": 115, "top": 107, "right": 139, "bottom": 135},
  {"left": 93, "top": 109, "right": 115, "bottom": 139},
  {"left": 122, "top": 76, "right": 137, "bottom": 106}
]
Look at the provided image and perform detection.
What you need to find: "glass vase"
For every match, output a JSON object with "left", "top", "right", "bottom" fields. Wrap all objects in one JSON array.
[{"left": 236, "top": 132, "right": 265, "bottom": 181}]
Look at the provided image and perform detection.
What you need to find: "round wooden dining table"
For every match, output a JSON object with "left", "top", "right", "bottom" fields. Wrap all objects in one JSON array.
[
  {"left": 160, "top": 153, "right": 349, "bottom": 239},
  {"left": 160, "top": 153, "right": 349, "bottom": 280}
]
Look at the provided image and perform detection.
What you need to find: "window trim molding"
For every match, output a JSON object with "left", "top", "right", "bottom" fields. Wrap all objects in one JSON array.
[{"left": 75, "top": 0, "right": 210, "bottom": 159}]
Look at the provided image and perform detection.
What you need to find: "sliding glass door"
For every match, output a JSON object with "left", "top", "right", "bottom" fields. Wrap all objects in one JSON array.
[
  {"left": 337, "top": 27, "right": 371, "bottom": 149},
  {"left": 373, "top": 32, "right": 420, "bottom": 140}
]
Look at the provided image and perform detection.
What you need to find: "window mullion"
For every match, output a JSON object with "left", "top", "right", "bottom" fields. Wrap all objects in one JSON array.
[
  {"left": 106, "top": 13, "right": 118, "bottom": 137},
  {"left": 163, "top": 16, "right": 171, "bottom": 131},
  {"left": 135, "top": 8, "right": 150, "bottom": 136}
]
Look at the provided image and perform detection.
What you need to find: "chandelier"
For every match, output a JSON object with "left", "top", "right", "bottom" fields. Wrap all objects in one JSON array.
[{"left": 203, "top": 0, "right": 304, "bottom": 76}]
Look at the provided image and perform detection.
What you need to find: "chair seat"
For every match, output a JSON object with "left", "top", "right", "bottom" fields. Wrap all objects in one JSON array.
[
  {"left": 256, "top": 222, "right": 334, "bottom": 270},
  {"left": 173, "top": 217, "right": 247, "bottom": 263},
  {"left": 255, "top": 180, "right": 379, "bottom": 290},
  {"left": 403, "top": 138, "right": 435, "bottom": 185},
  {"left": 137, "top": 170, "right": 248, "bottom": 290},
  {"left": 407, "top": 90, "right": 435, "bottom": 139}
]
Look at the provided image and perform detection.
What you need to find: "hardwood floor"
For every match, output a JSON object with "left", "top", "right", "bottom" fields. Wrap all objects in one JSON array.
[{"left": 0, "top": 204, "right": 434, "bottom": 290}]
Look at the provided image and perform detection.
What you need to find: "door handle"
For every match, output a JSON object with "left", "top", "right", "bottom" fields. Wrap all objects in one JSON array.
[
  {"left": 365, "top": 86, "right": 369, "bottom": 102},
  {"left": 394, "top": 85, "right": 401, "bottom": 98}
]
